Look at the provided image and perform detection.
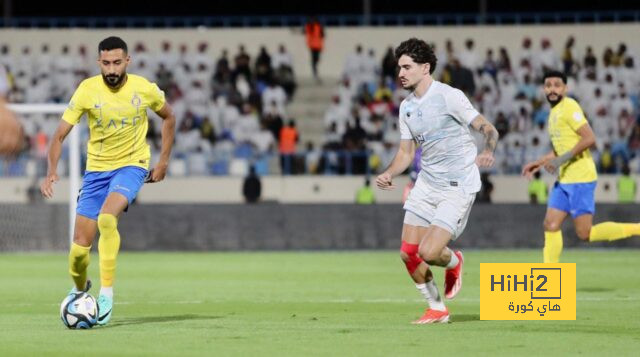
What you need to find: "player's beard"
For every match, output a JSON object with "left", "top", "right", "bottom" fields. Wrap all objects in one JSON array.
[
  {"left": 546, "top": 93, "right": 563, "bottom": 107},
  {"left": 400, "top": 77, "right": 417, "bottom": 91},
  {"left": 102, "top": 72, "right": 125, "bottom": 88}
]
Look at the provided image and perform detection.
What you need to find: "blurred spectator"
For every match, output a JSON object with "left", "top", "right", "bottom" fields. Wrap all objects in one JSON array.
[
  {"left": 262, "top": 80, "right": 287, "bottom": 117},
  {"left": 458, "top": 39, "right": 480, "bottom": 71},
  {"left": 381, "top": 46, "right": 397, "bottom": 82},
  {"left": 537, "top": 38, "right": 560, "bottom": 73},
  {"left": 279, "top": 119, "right": 299, "bottom": 174},
  {"left": 583, "top": 46, "right": 597, "bottom": 70},
  {"left": 528, "top": 171, "right": 548, "bottom": 204},
  {"left": 343, "top": 45, "right": 365, "bottom": 88},
  {"left": 232, "top": 45, "right": 252, "bottom": 82},
  {"left": 599, "top": 143, "right": 614, "bottom": 173},
  {"left": 517, "top": 37, "right": 533, "bottom": 68},
  {"left": 355, "top": 178, "right": 375, "bottom": 204},
  {"left": 477, "top": 172, "right": 494, "bottom": 203},
  {"left": 562, "top": 36, "right": 576, "bottom": 77},
  {"left": 402, "top": 171, "right": 417, "bottom": 204},
  {"left": 482, "top": 49, "right": 498, "bottom": 80},
  {"left": 272, "top": 44, "right": 297, "bottom": 98},
  {"left": 254, "top": 46, "right": 272, "bottom": 83},
  {"left": 304, "top": 15, "right": 324, "bottom": 83},
  {"left": 497, "top": 47, "right": 512, "bottom": 73},
  {"left": 447, "top": 58, "right": 475, "bottom": 97},
  {"left": 304, "top": 141, "right": 321, "bottom": 174},
  {"left": 242, "top": 165, "right": 262, "bottom": 203},
  {"left": 617, "top": 165, "right": 636, "bottom": 203}
]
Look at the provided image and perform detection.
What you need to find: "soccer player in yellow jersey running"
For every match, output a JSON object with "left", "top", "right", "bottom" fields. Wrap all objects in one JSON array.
[
  {"left": 40, "top": 37, "right": 176, "bottom": 325},
  {"left": 522, "top": 70, "right": 639, "bottom": 263}
]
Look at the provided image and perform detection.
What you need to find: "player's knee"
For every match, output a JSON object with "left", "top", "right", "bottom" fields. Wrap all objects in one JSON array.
[
  {"left": 73, "top": 233, "right": 92, "bottom": 247},
  {"left": 97, "top": 214, "right": 118, "bottom": 233},
  {"left": 400, "top": 242, "right": 422, "bottom": 274},
  {"left": 576, "top": 227, "right": 591, "bottom": 241},
  {"left": 418, "top": 247, "right": 440, "bottom": 265},
  {"left": 543, "top": 218, "right": 561, "bottom": 232},
  {"left": 399, "top": 251, "right": 411, "bottom": 263}
]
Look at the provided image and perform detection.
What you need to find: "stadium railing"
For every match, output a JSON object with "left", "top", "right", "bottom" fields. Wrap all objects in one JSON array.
[{"left": 1, "top": 11, "right": 639, "bottom": 28}]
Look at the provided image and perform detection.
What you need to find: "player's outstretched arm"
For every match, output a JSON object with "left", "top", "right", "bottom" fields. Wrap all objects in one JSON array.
[
  {"left": 522, "top": 151, "right": 555, "bottom": 180},
  {"left": 543, "top": 123, "right": 596, "bottom": 174},
  {"left": 0, "top": 98, "right": 24, "bottom": 155},
  {"left": 376, "top": 139, "right": 416, "bottom": 190},
  {"left": 147, "top": 103, "right": 176, "bottom": 183},
  {"left": 41, "top": 120, "right": 74, "bottom": 198},
  {"left": 470, "top": 115, "right": 498, "bottom": 168}
]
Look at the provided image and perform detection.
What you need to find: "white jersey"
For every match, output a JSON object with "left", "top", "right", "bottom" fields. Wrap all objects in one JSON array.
[{"left": 399, "top": 80, "right": 481, "bottom": 193}]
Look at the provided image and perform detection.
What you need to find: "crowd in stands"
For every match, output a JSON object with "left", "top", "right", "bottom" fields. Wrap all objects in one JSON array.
[
  {"left": 324, "top": 37, "right": 640, "bottom": 176},
  {"left": 0, "top": 41, "right": 297, "bottom": 176},
  {"left": 1, "top": 35, "right": 640, "bottom": 177}
]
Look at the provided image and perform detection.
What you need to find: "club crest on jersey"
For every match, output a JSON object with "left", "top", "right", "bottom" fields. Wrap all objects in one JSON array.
[
  {"left": 131, "top": 93, "right": 142, "bottom": 108},
  {"left": 405, "top": 104, "right": 414, "bottom": 119}
]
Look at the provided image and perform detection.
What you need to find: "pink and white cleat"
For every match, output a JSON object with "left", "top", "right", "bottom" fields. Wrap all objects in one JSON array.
[
  {"left": 444, "top": 250, "right": 464, "bottom": 299},
  {"left": 412, "top": 308, "right": 450, "bottom": 324}
]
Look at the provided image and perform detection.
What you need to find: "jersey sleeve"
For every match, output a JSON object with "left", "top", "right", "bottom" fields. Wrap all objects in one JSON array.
[
  {"left": 445, "top": 88, "right": 480, "bottom": 125},
  {"left": 565, "top": 101, "right": 588, "bottom": 132},
  {"left": 398, "top": 102, "right": 412, "bottom": 140},
  {"left": 147, "top": 82, "right": 166, "bottom": 113},
  {"left": 61, "top": 82, "right": 89, "bottom": 125}
]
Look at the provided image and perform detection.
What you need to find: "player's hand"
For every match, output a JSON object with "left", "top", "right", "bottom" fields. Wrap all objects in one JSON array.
[
  {"left": 146, "top": 162, "right": 168, "bottom": 183},
  {"left": 544, "top": 160, "right": 559, "bottom": 174},
  {"left": 476, "top": 150, "right": 495, "bottom": 168},
  {"left": 40, "top": 173, "right": 59, "bottom": 199},
  {"left": 376, "top": 172, "right": 395, "bottom": 190},
  {"left": 521, "top": 161, "right": 541, "bottom": 180}
]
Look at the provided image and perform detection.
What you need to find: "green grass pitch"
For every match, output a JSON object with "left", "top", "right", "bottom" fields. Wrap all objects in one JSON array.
[{"left": 0, "top": 250, "right": 639, "bottom": 356}]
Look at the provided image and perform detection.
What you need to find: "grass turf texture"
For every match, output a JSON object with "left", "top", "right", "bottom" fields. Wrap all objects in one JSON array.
[{"left": 0, "top": 250, "right": 639, "bottom": 356}]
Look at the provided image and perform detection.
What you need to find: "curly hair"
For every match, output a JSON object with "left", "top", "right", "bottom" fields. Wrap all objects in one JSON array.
[{"left": 394, "top": 38, "right": 437, "bottom": 74}]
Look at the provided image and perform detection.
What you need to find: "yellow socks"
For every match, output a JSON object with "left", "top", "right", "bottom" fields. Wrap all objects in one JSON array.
[
  {"left": 97, "top": 214, "right": 121, "bottom": 288},
  {"left": 589, "top": 222, "right": 640, "bottom": 242},
  {"left": 69, "top": 242, "right": 90, "bottom": 291},
  {"left": 543, "top": 231, "right": 563, "bottom": 263}
]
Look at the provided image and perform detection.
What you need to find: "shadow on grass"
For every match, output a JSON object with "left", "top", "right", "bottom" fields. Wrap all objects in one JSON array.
[
  {"left": 577, "top": 287, "right": 614, "bottom": 293},
  {"left": 451, "top": 314, "right": 480, "bottom": 322},
  {"left": 101, "top": 314, "right": 223, "bottom": 329}
]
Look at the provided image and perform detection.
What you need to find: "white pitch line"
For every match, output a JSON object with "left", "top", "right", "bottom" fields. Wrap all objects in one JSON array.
[{"left": 1, "top": 296, "right": 637, "bottom": 308}]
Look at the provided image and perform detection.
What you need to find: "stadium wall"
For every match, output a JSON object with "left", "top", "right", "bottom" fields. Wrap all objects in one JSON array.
[
  {"left": 1, "top": 203, "right": 639, "bottom": 251},
  {"left": 1, "top": 24, "right": 639, "bottom": 78},
  {"left": 0, "top": 175, "right": 635, "bottom": 203}
]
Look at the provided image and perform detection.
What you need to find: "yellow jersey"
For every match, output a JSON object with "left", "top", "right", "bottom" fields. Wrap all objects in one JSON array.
[
  {"left": 62, "top": 74, "right": 165, "bottom": 172},
  {"left": 547, "top": 97, "right": 597, "bottom": 183}
]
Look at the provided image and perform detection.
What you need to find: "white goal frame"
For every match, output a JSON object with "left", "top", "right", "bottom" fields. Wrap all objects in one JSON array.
[{"left": 8, "top": 103, "right": 80, "bottom": 243}]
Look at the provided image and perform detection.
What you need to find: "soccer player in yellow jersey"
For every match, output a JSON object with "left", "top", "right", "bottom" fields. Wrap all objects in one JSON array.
[
  {"left": 522, "top": 70, "right": 639, "bottom": 263},
  {"left": 40, "top": 37, "right": 176, "bottom": 325}
]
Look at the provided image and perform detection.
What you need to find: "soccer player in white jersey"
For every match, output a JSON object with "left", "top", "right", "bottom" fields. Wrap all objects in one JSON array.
[{"left": 376, "top": 38, "right": 499, "bottom": 324}]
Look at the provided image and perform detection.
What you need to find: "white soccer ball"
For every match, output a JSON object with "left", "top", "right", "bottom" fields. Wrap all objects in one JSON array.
[{"left": 60, "top": 292, "right": 98, "bottom": 329}]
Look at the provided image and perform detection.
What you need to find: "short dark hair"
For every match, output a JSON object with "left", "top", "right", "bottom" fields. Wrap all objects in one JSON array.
[
  {"left": 542, "top": 70, "right": 567, "bottom": 84},
  {"left": 394, "top": 38, "right": 437, "bottom": 74},
  {"left": 98, "top": 36, "right": 128, "bottom": 54}
]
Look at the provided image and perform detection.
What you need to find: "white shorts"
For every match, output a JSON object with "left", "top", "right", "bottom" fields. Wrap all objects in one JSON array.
[{"left": 403, "top": 179, "right": 476, "bottom": 240}]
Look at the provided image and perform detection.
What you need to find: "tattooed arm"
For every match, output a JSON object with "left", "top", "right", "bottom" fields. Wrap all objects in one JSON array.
[{"left": 470, "top": 115, "right": 499, "bottom": 168}]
